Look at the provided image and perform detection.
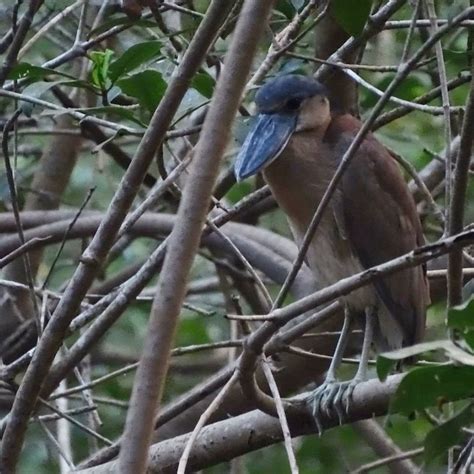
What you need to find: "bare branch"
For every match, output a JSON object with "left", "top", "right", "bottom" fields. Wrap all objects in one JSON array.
[
  {"left": 447, "top": 33, "right": 474, "bottom": 306},
  {"left": 75, "top": 375, "right": 407, "bottom": 474},
  {"left": 0, "top": 0, "right": 239, "bottom": 468},
  {"left": 118, "top": 2, "right": 273, "bottom": 471},
  {"left": 0, "top": 0, "right": 44, "bottom": 87}
]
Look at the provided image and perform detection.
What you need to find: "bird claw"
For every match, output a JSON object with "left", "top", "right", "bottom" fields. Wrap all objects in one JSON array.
[
  {"left": 307, "top": 380, "right": 343, "bottom": 434},
  {"left": 333, "top": 380, "right": 356, "bottom": 415},
  {"left": 307, "top": 378, "right": 362, "bottom": 434},
  {"left": 307, "top": 384, "right": 327, "bottom": 434}
]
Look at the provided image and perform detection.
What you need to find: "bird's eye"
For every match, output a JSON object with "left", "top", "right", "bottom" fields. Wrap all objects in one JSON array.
[{"left": 286, "top": 97, "right": 303, "bottom": 110}]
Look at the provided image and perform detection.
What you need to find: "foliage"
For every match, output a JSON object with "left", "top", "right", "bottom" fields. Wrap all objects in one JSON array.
[{"left": 0, "top": 0, "right": 473, "bottom": 473}]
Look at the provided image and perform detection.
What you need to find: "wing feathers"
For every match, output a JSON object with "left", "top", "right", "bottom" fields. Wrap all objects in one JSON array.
[{"left": 325, "top": 115, "right": 429, "bottom": 345}]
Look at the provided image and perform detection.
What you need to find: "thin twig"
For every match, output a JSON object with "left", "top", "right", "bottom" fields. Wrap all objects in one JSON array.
[
  {"left": 39, "top": 398, "right": 112, "bottom": 446},
  {"left": 207, "top": 220, "right": 273, "bottom": 309},
  {"left": 387, "top": 147, "right": 445, "bottom": 224},
  {"left": 226, "top": 314, "right": 277, "bottom": 321},
  {"left": 248, "top": 0, "right": 322, "bottom": 88},
  {"left": 262, "top": 360, "right": 299, "bottom": 474},
  {"left": 0, "top": 237, "right": 50, "bottom": 269},
  {"left": 38, "top": 419, "right": 75, "bottom": 470},
  {"left": 42, "top": 187, "right": 95, "bottom": 289},
  {"left": 286, "top": 51, "right": 435, "bottom": 72},
  {"left": 33, "top": 405, "right": 97, "bottom": 423},
  {"left": 55, "top": 378, "right": 74, "bottom": 473},
  {"left": 343, "top": 67, "right": 461, "bottom": 115},
  {"left": 351, "top": 447, "right": 424, "bottom": 473},
  {"left": 400, "top": 0, "right": 422, "bottom": 63},
  {"left": 384, "top": 19, "right": 474, "bottom": 29},
  {"left": 373, "top": 73, "right": 471, "bottom": 130},
  {"left": 424, "top": 0, "right": 453, "bottom": 234},
  {"left": 18, "top": 0, "right": 85, "bottom": 58},
  {"left": 1, "top": 109, "right": 41, "bottom": 331},
  {"left": 48, "top": 340, "right": 242, "bottom": 400},
  {"left": 0, "top": 89, "right": 143, "bottom": 135},
  {"left": 117, "top": 156, "right": 192, "bottom": 238},
  {"left": 177, "top": 372, "right": 239, "bottom": 473}
]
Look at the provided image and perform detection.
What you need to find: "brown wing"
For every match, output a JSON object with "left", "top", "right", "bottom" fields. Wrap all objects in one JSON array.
[{"left": 325, "top": 115, "right": 429, "bottom": 345}]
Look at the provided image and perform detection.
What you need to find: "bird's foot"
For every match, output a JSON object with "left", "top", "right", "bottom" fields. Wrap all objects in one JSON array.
[
  {"left": 306, "top": 380, "right": 344, "bottom": 434},
  {"left": 307, "top": 378, "right": 362, "bottom": 434},
  {"left": 332, "top": 377, "right": 361, "bottom": 416}
]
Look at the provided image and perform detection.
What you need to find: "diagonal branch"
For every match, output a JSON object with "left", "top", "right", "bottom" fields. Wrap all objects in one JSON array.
[
  {"left": 117, "top": 2, "right": 274, "bottom": 472},
  {"left": 0, "top": 1, "right": 237, "bottom": 470},
  {"left": 0, "top": 0, "right": 44, "bottom": 87},
  {"left": 447, "top": 22, "right": 474, "bottom": 306},
  {"left": 237, "top": 229, "right": 474, "bottom": 416}
]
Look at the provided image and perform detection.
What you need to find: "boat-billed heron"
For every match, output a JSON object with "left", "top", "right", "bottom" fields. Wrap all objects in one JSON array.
[{"left": 234, "top": 74, "right": 429, "bottom": 426}]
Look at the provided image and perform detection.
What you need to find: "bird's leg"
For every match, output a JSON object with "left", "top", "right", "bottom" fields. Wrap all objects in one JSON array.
[
  {"left": 307, "top": 306, "right": 353, "bottom": 432},
  {"left": 334, "top": 306, "right": 375, "bottom": 414}
]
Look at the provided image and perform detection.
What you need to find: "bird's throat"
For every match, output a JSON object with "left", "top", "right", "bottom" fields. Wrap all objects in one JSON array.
[{"left": 263, "top": 131, "right": 336, "bottom": 232}]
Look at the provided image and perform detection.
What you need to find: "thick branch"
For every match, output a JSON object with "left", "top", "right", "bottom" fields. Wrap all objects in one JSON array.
[
  {"left": 118, "top": 2, "right": 273, "bottom": 472},
  {"left": 76, "top": 375, "right": 404, "bottom": 474},
  {"left": 0, "top": 0, "right": 235, "bottom": 469}
]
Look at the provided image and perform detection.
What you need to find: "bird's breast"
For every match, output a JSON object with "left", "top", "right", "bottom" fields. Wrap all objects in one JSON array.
[
  {"left": 263, "top": 138, "right": 376, "bottom": 311},
  {"left": 293, "top": 214, "right": 377, "bottom": 311}
]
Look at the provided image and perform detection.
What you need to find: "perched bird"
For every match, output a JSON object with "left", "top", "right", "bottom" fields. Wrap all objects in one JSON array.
[{"left": 234, "top": 74, "right": 429, "bottom": 425}]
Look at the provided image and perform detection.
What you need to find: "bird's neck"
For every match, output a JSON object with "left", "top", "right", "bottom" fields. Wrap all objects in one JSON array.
[{"left": 263, "top": 127, "right": 337, "bottom": 234}]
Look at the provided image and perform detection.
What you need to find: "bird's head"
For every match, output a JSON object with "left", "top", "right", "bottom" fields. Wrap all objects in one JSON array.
[{"left": 234, "top": 74, "right": 329, "bottom": 181}]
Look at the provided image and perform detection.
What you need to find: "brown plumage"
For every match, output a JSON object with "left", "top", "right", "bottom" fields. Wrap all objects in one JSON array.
[
  {"left": 234, "top": 74, "right": 429, "bottom": 421},
  {"left": 263, "top": 112, "right": 429, "bottom": 350}
]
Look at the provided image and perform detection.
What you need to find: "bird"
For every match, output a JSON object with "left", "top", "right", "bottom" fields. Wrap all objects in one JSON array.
[{"left": 234, "top": 74, "right": 429, "bottom": 428}]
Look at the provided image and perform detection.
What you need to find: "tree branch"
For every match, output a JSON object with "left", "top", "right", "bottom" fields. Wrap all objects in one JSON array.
[
  {"left": 75, "top": 375, "right": 406, "bottom": 474},
  {"left": 118, "top": 1, "right": 273, "bottom": 471},
  {"left": 447, "top": 24, "right": 474, "bottom": 306},
  {"left": 0, "top": 0, "right": 236, "bottom": 468}
]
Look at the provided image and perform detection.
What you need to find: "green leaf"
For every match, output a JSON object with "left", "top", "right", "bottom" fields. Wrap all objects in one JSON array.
[
  {"left": 177, "top": 317, "right": 210, "bottom": 347},
  {"left": 464, "top": 330, "right": 474, "bottom": 351},
  {"left": 444, "top": 48, "right": 469, "bottom": 71},
  {"left": 117, "top": 70, "right": 167, "bottom": 113},
  {"left": 191, "top": 72, "right": 215, "bottom": 98},
  {"left": 377, "top": 340, "right": 455, "bottom": 381},
  {"left": 333, "top": 0, "right": 372, "bottom": 36},
  {"left": 227, "top": 181, "right": 253, "bottom": 204},
  {"left": 109, "top": 41, "right": 163, "bottom": 83},
  {"left": 448, "top": 294, "right": 474, "bottom": 330},
  {"left": 376, "top": 355, "right": 397, "bottom": 382},
  {"left": 424, "top": 403, "right": 474, "bottom": 463},
  {"left": 8, "top": 63, "right": 76, "bottom": 82},
  {"left": 274, "top": 0, "right": 295, "bottom": 18},
  {"left": 90, "top": 49, "right": 114, "bottom": 90},
  {"left": 391, "top": 365, "right": 474, "bottom": 415},
  {"left": 377, "top": 340, "right": 474, "bottom": 379}
]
